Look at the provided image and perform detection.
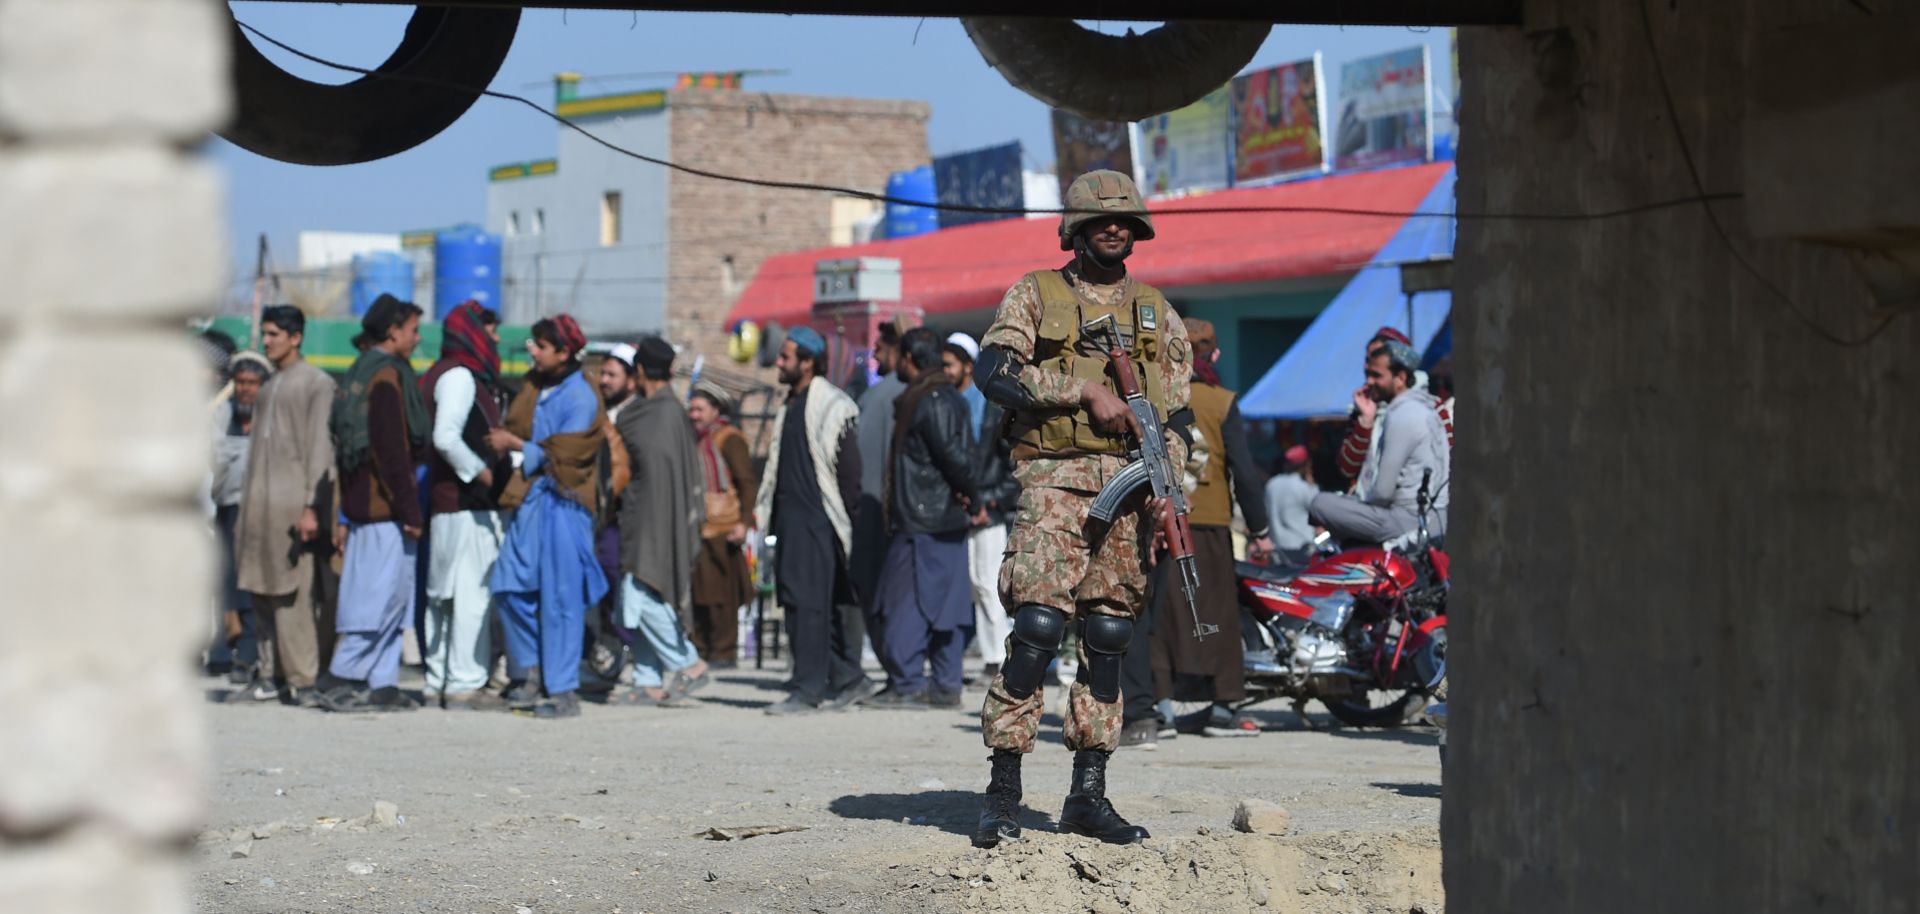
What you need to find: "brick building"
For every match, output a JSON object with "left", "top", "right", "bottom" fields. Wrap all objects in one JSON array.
[{"left": 486, "top": 77, "right": 930, "bottom": 366}]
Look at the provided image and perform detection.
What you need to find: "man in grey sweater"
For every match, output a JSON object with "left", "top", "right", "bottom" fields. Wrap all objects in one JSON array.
[{"left": 1311, "top": 340, "right": 1449, "bottom": 544}]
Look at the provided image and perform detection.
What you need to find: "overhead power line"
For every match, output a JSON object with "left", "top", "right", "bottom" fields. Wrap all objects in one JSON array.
[
  {"left": 1633, "top": 0, "right": 1898, "bottom": 348},
  {"left": 234, "top": 18, "right": 1906, "bottom": 348},
  {"left": 234, "top": 19, "right": 1739, "bottom": 225}
]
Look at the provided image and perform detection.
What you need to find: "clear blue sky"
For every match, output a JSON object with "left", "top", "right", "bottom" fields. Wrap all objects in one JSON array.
[{"left": 216, "top": 4, "right": 1454, "bottom": 302}]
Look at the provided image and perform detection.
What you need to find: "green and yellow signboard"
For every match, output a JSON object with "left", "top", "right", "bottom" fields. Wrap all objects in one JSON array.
[{"left": 203, "top": 315, "right": 535, "bottom": 376}]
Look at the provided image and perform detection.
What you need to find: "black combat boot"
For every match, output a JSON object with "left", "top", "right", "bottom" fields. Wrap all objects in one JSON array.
[
  {"left": 973, "top": 750, "right": 1024, "bottom": 848},
  {"left": 1059, "top": 749, "right": 1150, "bottom": 844}
]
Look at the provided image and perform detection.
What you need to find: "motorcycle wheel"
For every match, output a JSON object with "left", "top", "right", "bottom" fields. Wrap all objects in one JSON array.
[
  {"left": 583, "top": 628, "right": 628, "bottom": 688},
  {"left": 1324, "top": 689, "right": 1426, "bottom": 728}
]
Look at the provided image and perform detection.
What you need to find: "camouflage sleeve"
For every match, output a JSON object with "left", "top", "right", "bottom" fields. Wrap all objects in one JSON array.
[
  {"left": 1162, "top": 312, "right": 1193, "bottom": 469},
  {"left": 1163, "top": 311, "right": 1193, "bottom": 414},
  {"left": 980, "top": 275, "right": 1086, "bottom": 408}
]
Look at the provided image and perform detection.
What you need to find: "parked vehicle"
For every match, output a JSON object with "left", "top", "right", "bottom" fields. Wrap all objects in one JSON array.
[
  {"left": 1423, "top": 667, "right": 1448, "bottom": 763},
  {"left": 1232, "top": 475, "right": 1448, "bottom": 727}
]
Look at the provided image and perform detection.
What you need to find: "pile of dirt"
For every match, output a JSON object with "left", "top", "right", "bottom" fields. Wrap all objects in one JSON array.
[{"left": 883, "top": 829, "right": 1442, "bottom": 914}]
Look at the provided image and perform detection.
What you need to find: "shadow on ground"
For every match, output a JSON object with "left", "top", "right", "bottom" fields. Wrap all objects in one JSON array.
[
  {"left": 830, "top": 790, "right": 1056, "bottom": 838},
  {"left": 1324, "top": 726, "right": 1439, "bottom": 747},
  {"left": 1372, "top": 781, "right": 1442, "bottom": 799},
  {"left": 689, "top": 695, "right": 778, "bottom": 711}
]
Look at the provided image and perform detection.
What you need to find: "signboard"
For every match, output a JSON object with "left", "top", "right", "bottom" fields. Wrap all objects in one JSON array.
[
  {"left": 1137, "top": 86, "right": 1232, "bottom": 196},
  {"left": 1051, "top": 109, "right": 1134, "bottom": 197},
  {"left": 1231, "top": 56, "right": 1328, "bottom": 184},
  {"left": 1332, "top": 46, "right": 1432, "bottom": 171},
  {"left": 933, "top": 141, "right": 1025, "bottom": 229}
]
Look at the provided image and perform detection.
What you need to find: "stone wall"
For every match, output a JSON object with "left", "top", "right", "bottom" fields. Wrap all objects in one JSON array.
[
  {"left": 664, "top": 90, "right": 930, "bottom": 371},
  {"left": 1449, "top": 3, "right": 1917, "bottom": 911},
  {"left": 0, "top": 0, "right": 225, "bottom": 911}
]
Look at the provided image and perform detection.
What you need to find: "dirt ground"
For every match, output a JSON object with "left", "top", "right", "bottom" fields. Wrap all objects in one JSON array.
[{"left": 190, "top": 665, "right": 1443, "bottom": 914}]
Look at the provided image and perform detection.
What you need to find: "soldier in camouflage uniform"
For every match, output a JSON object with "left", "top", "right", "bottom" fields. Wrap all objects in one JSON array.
[{"left": 970, "top": 170, "right": 1194, "bottom": 848}]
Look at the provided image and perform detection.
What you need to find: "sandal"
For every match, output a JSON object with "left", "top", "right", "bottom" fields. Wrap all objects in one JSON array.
[
  {"left": 613, "top": 687, "right": 688, "bottom": 708},
  {"left": 667, "top": 667, "right": 711, "bottom": 699}
]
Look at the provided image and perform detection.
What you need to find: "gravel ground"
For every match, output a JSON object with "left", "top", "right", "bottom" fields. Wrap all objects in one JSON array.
[{"left": 191, "top": 664, "right": 1442, "bottom": 914}]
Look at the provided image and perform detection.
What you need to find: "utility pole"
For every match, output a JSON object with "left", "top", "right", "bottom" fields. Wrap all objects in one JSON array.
[{"left": 248, "top": 233, "right": 269, "bottom": 347}]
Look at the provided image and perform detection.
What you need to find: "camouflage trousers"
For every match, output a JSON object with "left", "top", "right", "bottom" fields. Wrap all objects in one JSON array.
[{"left": 981, "top": 484, "right": 1147, "bottom": 754}]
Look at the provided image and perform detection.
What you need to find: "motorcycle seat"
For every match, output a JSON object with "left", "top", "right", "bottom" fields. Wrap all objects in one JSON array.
[{"left": 1235, "top": 560, "right": 1300, "bottom": 584}]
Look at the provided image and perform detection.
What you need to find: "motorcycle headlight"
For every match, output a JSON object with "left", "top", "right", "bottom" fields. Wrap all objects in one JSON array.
[{"left": 1303, "top": 592, "right": 1354, "bottom": 632}]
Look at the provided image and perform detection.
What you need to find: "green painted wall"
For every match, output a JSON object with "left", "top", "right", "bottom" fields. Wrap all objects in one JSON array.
[
  {"left": 1173, "top": 289, "right": 1337, "bottom": 393},
  {"left": 204, "top": 316, "right": 536, "bottom": 376}
]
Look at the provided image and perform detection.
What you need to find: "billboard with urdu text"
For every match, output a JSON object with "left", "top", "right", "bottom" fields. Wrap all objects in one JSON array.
[
  {"left": 1137, "top": 86, "right": 1232, "bottom": 196},
  {"left": 1051, "top": 109, "right": 1134, "bottom": 197},
  {"left": 934, "top": 142, "right": 1025, "bottom": 229},
  {"left": 1332, "top": 45, "right": 1433, "bottom": 171},
  {"left": 1231, "top": 56, "right": 1328, "bottom": 184}
]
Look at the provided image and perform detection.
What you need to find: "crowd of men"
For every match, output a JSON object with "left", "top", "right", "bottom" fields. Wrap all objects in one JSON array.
[
  {"left": 197, "top": 192, "right": 1449, "bottom": 747},
  {"left": 197, "top": 296, "right": 1451, "bottom": 727},
  {"left": 200, "top": 299, "right": 749, "bottom": 718},
  {"left": 196, "top": 168, "right": 1452, "bottom": 851}
]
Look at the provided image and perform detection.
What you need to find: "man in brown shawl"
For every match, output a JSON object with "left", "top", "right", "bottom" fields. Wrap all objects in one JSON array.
[
  {"left": 612, "top": 337, "right": 709, "bottom": 705},
  {"left": 231, "top": 305, "right": 337, "bottom": 705},
  {"left": 687, "top": 384, "right": 756, "bottom": 667}
]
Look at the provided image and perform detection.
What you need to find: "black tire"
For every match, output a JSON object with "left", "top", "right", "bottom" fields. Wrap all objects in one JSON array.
[
  {"left": 585, "top": 628, "right": 626, "bottom": 684},
  {"left": 961, "top": 18, "right": 1270, "bottom": 122},
  {"left": 222, "top": 6, "right": 520, "bottom": 165},
  {"left": 1324, "top": 688, "right": 1425, "bottom": 728}
]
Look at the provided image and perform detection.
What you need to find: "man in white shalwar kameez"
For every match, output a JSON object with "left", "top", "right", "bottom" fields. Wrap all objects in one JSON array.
[{"left": 419, "top": 302, "right": 512, "bottom": 709}]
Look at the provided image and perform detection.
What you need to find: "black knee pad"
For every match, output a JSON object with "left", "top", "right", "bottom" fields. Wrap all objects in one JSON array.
[
  {"left": 1001, "top": 604, "right": 1066, "bottom": 700},
  {"left": 1079, "top": 615, "right": 1132, "bottom": 704}
]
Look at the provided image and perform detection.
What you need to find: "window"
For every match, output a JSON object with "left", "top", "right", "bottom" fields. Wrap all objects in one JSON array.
[
  {"left": 507, "top": 211, "right": 520, "bottom": 236},
  {"left": 829, "top": 195, "right": 881, "bottom": 247},
  {"left": 533, "top": 208, "right": 545, "bottom": 235},
  {"left": 600, "top": 192, "right": 621, "bottom": 246}
]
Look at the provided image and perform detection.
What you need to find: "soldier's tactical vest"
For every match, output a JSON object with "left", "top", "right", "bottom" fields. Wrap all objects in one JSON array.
[{"left": 1009, "top": 269, "right": 1172, "bottom": 458}]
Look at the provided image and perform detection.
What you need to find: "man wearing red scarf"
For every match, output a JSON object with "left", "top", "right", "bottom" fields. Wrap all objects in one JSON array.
[{"left": 419, "top": 302, "right": 513, "bottom": 709}]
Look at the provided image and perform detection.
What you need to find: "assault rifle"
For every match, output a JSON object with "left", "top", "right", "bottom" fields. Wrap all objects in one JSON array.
[{"left": 1082, "top": 315, "right": 1214, "bottom": 640}]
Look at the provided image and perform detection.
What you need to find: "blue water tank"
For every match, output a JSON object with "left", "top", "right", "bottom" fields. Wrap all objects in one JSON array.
[
  {"left": 884, "top": 166, "right": 939, "bottom": 240},
  {"left": 349, "top": 251, "right": 415, "bottom": 316},
  {"left": 434, "top": 225, "right": 502, "bottom": 319}
]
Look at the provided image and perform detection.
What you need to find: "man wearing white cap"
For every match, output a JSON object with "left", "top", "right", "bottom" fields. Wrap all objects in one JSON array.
[
  {"left": 600, "top": 343, "right": 639, "bottom": 422},
  {"left": 943, "top": 332, "right": 1019, "bottom": 686}
]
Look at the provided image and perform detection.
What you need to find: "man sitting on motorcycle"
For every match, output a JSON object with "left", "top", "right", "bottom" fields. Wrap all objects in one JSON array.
[{"left": 1310, "top": 340, "right": 1449, "bottom": 546}]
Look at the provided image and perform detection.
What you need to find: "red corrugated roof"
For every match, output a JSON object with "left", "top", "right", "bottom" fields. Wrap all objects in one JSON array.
[{"left": 726, "top": 162, "right": 1453, "bottom": 326}]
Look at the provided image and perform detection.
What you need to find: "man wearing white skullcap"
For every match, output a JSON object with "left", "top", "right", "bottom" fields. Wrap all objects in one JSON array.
[
  {"left": 600, "top": 343, "right": 639, "bottom": 423},
  {"left": 941, "top": 331, "right": 1018, "bottom": 690}
]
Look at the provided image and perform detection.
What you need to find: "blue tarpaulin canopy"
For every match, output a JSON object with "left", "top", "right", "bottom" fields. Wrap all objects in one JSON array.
[{"left": 1239, "top": 167, "right": 1455, "bottom": 419}]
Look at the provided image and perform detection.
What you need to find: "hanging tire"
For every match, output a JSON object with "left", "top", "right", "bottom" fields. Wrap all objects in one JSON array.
[
  {"left": 221, "top": 5, "right": 521, "bottom": 165},
  {"left": 962, "top": 18, "right": 1270, "bottom": 123}
]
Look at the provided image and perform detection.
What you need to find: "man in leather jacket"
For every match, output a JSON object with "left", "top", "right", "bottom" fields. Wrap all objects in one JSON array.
[
  {"left": 869, "top": 327, "right": 982, "bottom": 709},
  {"left": 944, "top": 333, "right": 1021, "bottom": 684}
]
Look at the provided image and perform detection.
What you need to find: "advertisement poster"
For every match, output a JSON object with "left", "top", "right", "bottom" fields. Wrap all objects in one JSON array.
[
  {"left": 933, "top": 142, "right": 1025, "bottom": 229},
  {"left": 1231, "top": 56, "right": 1328, "bottom": 184},
  {"left": 1332, "top": 45, "right": 1433, "bottom": 171},
  {"left": 1051, "top": 109, "right": 1134, "bottom": 197},
  {"left": 1137, "top": 86, "right": 1232, "bottom": 196}
]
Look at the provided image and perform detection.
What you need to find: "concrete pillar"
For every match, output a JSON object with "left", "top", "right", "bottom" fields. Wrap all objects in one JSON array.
[
  {"left": 1450, "top": 3, "right": 1917, "bottom": 912},
  {"left": 0, "top": 1, "right": 229, "bottom": 912}
]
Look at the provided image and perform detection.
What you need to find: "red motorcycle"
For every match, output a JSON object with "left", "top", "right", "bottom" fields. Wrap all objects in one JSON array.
[{"left": 1232, "top": 479, "right": 1449, "bottom": 728}]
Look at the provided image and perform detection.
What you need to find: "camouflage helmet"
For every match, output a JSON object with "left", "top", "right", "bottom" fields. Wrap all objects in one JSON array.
[{"left": 1058, "top": 169, "right": 1155, "bottom": 251}]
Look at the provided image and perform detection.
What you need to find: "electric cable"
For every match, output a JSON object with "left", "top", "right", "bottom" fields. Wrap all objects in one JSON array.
[
  {"left": 1634, "top": 0, "right": 1900, "bottom": 347},
  {"left": 235, "top": 19, "right": 1742, "bottom": 226}
]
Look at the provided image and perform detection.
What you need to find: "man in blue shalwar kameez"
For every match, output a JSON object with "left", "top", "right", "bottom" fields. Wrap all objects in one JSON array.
[{"left": 488, "top": 314, "right": 609, "bottom": 719}]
